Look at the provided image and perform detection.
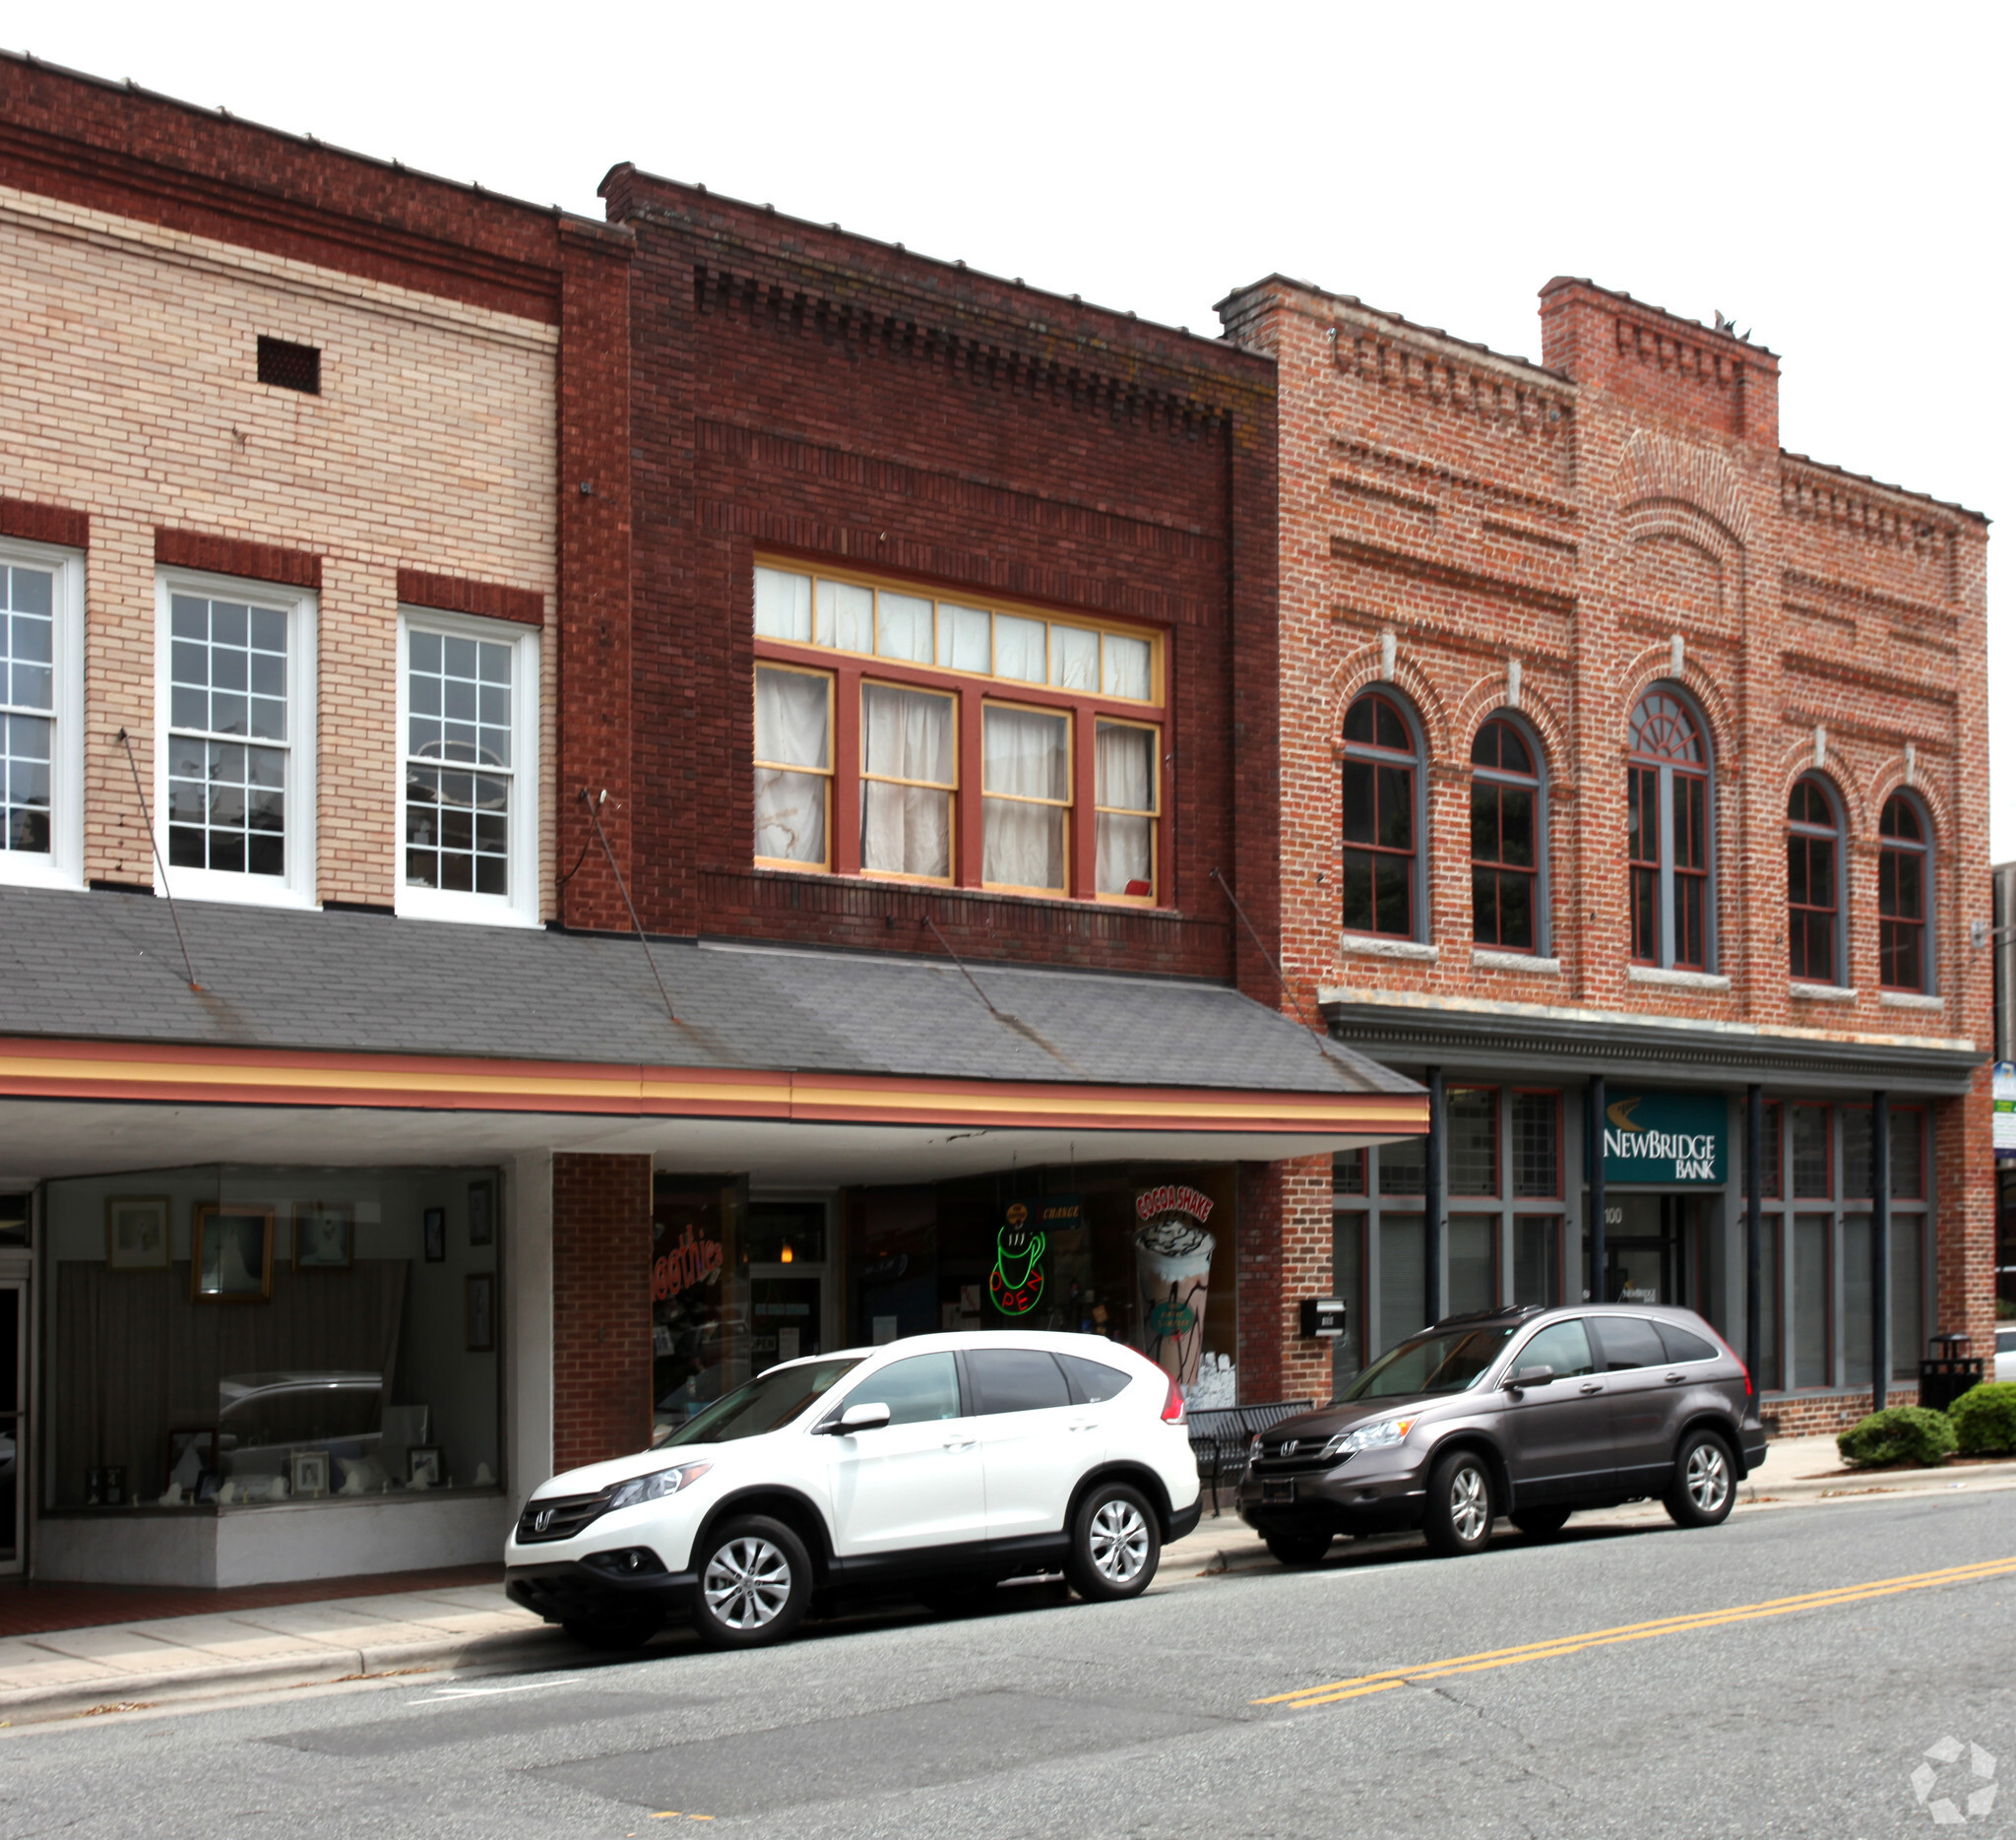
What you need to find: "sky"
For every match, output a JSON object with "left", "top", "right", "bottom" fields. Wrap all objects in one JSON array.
[{"left": 17, "top": 1, "right": 2009, "bottom": 857}]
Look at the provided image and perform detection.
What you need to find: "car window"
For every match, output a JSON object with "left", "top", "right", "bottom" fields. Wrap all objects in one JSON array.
[
  {"left": 1592, "top": 1315, "right": 1669, "bottom": 1372},
  {"left": 1513, "top": 1318, "right": 1595, "bottom": 1379},
  {"left": 1998, "top": 1330, "right": 2016, "bottom": 1354},
  {"left": 968, "top": 1348, "right": 1071, "bottom": 1415},
  {"left": 1658, "top": 1322, "right": 1720, "bottom": 1364},
  {"left": 1341, "top": 1325, "right": 1517, "bottom": 1400},
  {"left": 1058, "top": 1354, "right": 1132, "bottom": 1406},
  {"left": 659, "top": 1357, "right": 861, "bottom": 1446},
  {"left": 844, "top": 1353, "right": 963, "bottom": 1427}
]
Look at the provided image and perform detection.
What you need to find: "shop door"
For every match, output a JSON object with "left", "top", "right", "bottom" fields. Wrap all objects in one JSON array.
[
  {"left": 747, "top": 1201, "right": 830, "bottom": 1372},
  {"left": 0, "top": 1280, "right": 22, "bottom": 1574},
  {"left": 1600, "top": 1195, "right": 1695, "bottom": 1308}
]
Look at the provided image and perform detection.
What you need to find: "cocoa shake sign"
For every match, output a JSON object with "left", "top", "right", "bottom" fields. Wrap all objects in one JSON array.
[{"left": 1133, "top": 1185, "right": 1215, "bottom": 1388}]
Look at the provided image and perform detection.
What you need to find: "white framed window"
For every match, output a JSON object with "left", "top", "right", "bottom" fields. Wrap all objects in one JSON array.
[
  {"left": 396, "top": 606, "right": 540, "bottom": 926},
  {"left": 0, "top": 539, "right": 85, "bottom": 890},
  {"left": 156, "top": 569, "right": 317, "bottom": 909}
]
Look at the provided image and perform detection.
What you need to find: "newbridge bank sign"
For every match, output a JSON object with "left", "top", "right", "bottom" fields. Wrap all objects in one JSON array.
[{"left": 1593, "top": 1090, "right": 1727, "bottom": 1185}]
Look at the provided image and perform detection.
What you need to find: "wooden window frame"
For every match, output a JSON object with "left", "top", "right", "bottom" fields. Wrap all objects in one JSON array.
[
  {"left": 1787, "top": 774, "right": 1845, "bottom": 985},
  {"left": 1627, "top": 687, "right": 1715, "bottom": 972},
  {"left": 980, "top": 697, "right": 1073, "bottom": 898},
  {"left": 1092, "top": 715, "right": 1161, "bottom": 907},
  {"left": 752, "top": 661, "right": 836, "bottom": 875},
  {"left": 857, "top": 677, "right": 958, "bottom": 888},
  {"left": 1341, "top": 689, "right": 1423, "bottom": 942},
  {"left": 1470, "top": 716, "right": 1544, "bottom": 954},
  {"left": 1879, "top": 793, "right": 1933, "bottom": 993}
]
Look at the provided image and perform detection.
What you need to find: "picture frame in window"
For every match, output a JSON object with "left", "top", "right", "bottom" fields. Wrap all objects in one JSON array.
[
  {"left": 423, "top": 1206, "right": 446, "bottom": 1264},
  {"left": 293, "top": 1202, "right": 353, "bottom": 1270},
  {"left": 105, "top": 1195, "right": 171, "bottom": 1270},
  {"left": 466, "top": 1271, "right": 496, "bottom": 1353},
  {"left": 191, "top": 1203, "right": 274, "bottom": 1302},
  {"left": 407, "top": 1444, "right": 444, "bottom": 1489},
  {"left": 288, "top": 1448, "right": 330, "bottom": 1499},
  {"left": 467, "top": 1180, "right": 494, "bottom": 1247}
]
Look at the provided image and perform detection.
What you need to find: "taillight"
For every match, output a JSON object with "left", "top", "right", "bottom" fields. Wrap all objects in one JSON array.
[
  {"left": 1161, "top": 1375, "right": 1186, "bottom": 1425},
  {"left": 1711, "top": 1328, "right": 1753, "bottom": 1399}
]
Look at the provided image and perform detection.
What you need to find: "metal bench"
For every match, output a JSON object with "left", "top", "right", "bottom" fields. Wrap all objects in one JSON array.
[{"left": 1188, "top": 1398, "right": 1318, "bottom": 1517}]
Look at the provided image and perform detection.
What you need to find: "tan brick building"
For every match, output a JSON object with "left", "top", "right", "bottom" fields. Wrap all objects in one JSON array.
[{"left": 1222, "top": 274, "right": 1992, "bottom": 1432}]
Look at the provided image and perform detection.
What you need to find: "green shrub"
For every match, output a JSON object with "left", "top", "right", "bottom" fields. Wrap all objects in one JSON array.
[
  {"left": 1949, "top": 1382, "right": 2016, "bottom": 1456},
  {"left": 1837, "top": 1406, "right": 1956, "bottom": 1469}
]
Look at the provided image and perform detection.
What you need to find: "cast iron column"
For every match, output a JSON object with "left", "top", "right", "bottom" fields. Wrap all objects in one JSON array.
[
  {"left": 1424, "top": 1065, "right": 1445, "bottom": 1324},
  {"left": 1588, "top": 1073, "right": 1606, "bottom": 1304},
  {"left": 1872, "top": 1090, "right": 1891, "bottom": 1414},
  {"left": 1746, "top": 1084, "right": 1763, "bottom": 1386}
]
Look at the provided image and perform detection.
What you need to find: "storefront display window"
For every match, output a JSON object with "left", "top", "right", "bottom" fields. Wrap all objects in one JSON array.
[
  {"left": 45, "top": 1165, "right": 502, "bottom": 1510},
  {"left": 652, "top": 1174, "right": 748, "bottom": 1433}
]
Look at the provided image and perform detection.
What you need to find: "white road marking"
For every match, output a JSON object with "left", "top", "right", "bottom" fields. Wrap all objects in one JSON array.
[{"left": 411, "top": 1677, "right": 585, "bottom": 1702}]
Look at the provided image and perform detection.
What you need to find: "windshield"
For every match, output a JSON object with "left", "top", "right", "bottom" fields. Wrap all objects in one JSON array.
[
  {"left": 1341, "top": 1326, "right": 1516, "bottom": 1402},
  {"left": 655, "top": 1357, "right": 861, "bottom": 1447}
]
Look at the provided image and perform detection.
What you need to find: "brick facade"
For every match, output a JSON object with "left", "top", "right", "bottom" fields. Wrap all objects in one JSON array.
[{"left": 550, "top": 1152, "right": 656, "bottom": 1471}]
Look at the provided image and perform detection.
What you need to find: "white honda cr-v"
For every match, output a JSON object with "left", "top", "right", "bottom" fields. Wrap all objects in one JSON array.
[{"left": 505, "top": 1330, "right": 1202, "bottom": 1650}]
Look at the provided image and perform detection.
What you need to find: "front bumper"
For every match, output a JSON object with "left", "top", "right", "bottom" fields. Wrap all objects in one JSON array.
[
  {"left": 1234, "top": 1452, "right": 1424, "bottom": 1536},
  {"left": 506, "top": 1558, "right": 698, "bottom": 1628}
]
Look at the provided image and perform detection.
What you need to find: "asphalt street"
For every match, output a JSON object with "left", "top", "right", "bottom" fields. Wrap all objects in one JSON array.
[{"left": 5, "top": 1491, "right": 2013, "bottom": 1839}]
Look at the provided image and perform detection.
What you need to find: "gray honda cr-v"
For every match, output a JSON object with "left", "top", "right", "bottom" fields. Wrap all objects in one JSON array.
[{"left": 1236, "top": 1303, "right": 1767, "bottom": 1563}]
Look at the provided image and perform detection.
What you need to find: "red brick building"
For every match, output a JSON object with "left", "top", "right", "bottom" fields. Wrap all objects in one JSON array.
[{"left": 1221, "top": 274, "right": 1993, "bottom": 1431}]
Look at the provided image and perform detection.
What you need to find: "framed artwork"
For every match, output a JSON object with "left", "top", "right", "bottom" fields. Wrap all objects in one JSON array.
[
  {"left": 423, "top": 1206, "right": 446, "bottom": 1264},
  {"left": 467, "top": 1180, "right": 494, "bottom": 1248},
  {"left": 191, "top": 1203, "right": 275, "bottom": 1302},
  {"left": 105, "top": 1195, "right": 170, "bottom": 1270},
  {"left": 408, "top": 1444, "right": 443, "bottom": 1488},
  {"left": 466, "top": 1272, "right": 496, "bottom": 1353},
  {"left": 288, "top": 1448, "right": 330, "bottom": 1498},
  {"left": 293, "top": 1202, "right": 354, "bottom": 1270}
]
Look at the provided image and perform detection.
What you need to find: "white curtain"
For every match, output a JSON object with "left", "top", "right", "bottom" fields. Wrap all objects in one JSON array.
[
  {"left": 982, "top": 705, "right": 1066, "bottom": 888},
  {"left": 1102, "top": 633, "right": 1151, "bottom": 700},
  {"left": 754, "top": 567, "right": 811, "bottom": 642},
  {"left": 1049, "top": 623, "right": 1098, "bottom": 690},
  {"left": 876, "top": 593, "right": 934, "bottom": 664},
  {"left": 941, "top": 604, "right": 991, "bottom": 673},
  {"left": 815, "top": 579, "right": 873, "bottom": 652},
  {"left": 753, "top": 667, "right": 830, "bottom": 863},
  {"left": 1096, "top": 722, "right": 1154, "bottom": 894},
  {"left": 861, "top": 684, "right": 953, "bottom": 878},
  {"left": 993, "top": 613, "right": 1046, "bottom": 683}
]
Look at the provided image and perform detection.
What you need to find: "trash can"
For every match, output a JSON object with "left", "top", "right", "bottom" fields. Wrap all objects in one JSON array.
[{"left": 1919, "top": 1332, "right": 1984, "bottom": 1414}]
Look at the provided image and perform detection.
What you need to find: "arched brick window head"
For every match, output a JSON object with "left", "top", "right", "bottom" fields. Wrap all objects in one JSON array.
[
  {"left": 1627, "top": 691, "right": 1710, "bottom": 971},
  {"left": 1787, "top": 777, "right": 1842, "bottom": 983},
  {"left": 1879, "top": 793, "right": 1930, "bottom": 991},
  {"left": 1342, "top": 690, "right": 1418, "bottom": 938},
  {"left": 1472, "top": 719, "right": 1539, "bottom": 951}
]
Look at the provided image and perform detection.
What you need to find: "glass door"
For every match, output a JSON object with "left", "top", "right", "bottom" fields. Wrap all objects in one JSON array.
[
  {"left": 746, "top": 1201, "right": 830, "bottom": 1372},
  {"left": 0, "top": 1280, "right": 22, "bottom": 1573}
]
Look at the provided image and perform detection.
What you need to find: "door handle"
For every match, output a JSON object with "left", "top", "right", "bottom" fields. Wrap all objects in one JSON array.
[
  {"left": 1579, "top": 1381, "right": 1604, "bottom": 1394},
  {"left": 1664, "top": 1371, "right": 1685, "bottom": 1384},
  {"left": 942, "top": 1437, "right": 976, "bottom": 1451},
  {"left": 1068, "top": 1421, "right": 1098, "bottom": 1432}
]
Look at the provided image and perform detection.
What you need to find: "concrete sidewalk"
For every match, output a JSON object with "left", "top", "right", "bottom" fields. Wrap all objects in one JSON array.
[{"left": 5, "top": 1434, "right": 2010, "bottom": 1724}]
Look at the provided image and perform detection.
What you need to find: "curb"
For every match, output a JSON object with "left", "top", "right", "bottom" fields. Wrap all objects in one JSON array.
[
  {"left": 1744, "top": 1460, "right": 2016, "bottom": 1502},
  {"left": 0, "top": 1624, "right": 568, "bottom": 1725}
]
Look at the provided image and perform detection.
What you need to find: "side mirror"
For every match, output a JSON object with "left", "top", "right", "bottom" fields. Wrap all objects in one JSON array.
[
  {"left": 817, "top": 1401, "right": 891, "bottom": 1435},
  {"left": 1507, "top": 1364, "right": 1555, "bottom": 1390}
]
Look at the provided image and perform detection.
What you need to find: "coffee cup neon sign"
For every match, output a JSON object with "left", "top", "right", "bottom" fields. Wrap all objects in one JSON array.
[{"left": 989, "top": 1201, "right": 1045, "bottom": 1316}]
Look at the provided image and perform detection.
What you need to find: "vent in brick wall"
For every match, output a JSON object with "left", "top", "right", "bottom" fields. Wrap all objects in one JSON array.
[{"left": 256, "top": 337, "right": 321, "bottom": 395}]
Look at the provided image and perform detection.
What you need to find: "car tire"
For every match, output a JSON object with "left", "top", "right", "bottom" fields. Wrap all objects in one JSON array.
[
  {"left": 1065, "top": 1481, "right": 1161, "bottom": 1602},
  {"left": 1421, "top": 1449, "right": 1495, "bottom": 1557},
  {"left": 1509, "top": 1505, "right": 1571, "bottom": 1540},
  {"left": 1263, "top": 1529, "right": 1334, "bottom": 1567},
  {"left": 1664, "top": 1428, "right": 1736, "bottom": 1529},
  {"left": 690, "top": 1514, "right": 814, "bottom": 1649},
  {"left": 562, "top": 1613, "right": 661, "bottom": 1652}
]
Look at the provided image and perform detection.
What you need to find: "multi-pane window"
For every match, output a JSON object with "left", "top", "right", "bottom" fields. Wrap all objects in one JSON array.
[
  {"left": 1342, "top": 690, "right": 1418, "bottom": 938},
  {"left": 1879, "top": 794, "right": 1930, "bottom": 991},
  {"left": 1511, "top": 1093, "right": 1559, "bottom": 1198},
  {"left": 404, "top": 630, "right": 512, "bottom": 899},
  {"left": 166, "top": 592, "right": 291, "bottom": 879},
  {"left": 1446, "top": 1088, "right": 1498, "bottom": 1195},
  {"left": 1787, "top": 776, "right": 1842, "bottom": 983},
  {"left": 1627, "top": 690, "right": 1711, "bottom": 970},
  {"left": 1470, "top": 719, "right": 1539, "bottom": 951},
  {"left": 1791, "top": 1105, "right": 1832, "bottom": 1199},
  {"left": 0, "top": 564, "right": 55, "bottom": 857},
  {"left": 751, "top": 562, "right": 1161, "bottom": 902},
  {"left": 1762, "top": 1103, "right": 1783, "bottom": 1198},
  {"left": 1843, "top": 1107, "right": 1926, "bottom": 1199}
]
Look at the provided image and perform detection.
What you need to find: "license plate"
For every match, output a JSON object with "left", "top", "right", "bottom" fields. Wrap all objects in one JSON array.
[{"left": 1261, "top": 1480, "right": 1295, "bottom": 1505}]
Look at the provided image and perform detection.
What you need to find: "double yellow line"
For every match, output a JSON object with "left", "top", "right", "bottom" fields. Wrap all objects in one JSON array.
[{"left": 1255, "top": 1554, "right": 2016, "bottom": 1711}]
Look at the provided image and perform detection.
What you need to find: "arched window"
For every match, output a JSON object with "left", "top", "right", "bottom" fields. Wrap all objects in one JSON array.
[
  {"left": 1471, "top": 718, "right": 1542, "bottom": 952},
  {"left": 1627, "top": 690, "right": 1712, "bottom": 971},
  {"left": 1342, "top": 689, "right": 1420, "bottom": 939},
  {"left": 1879, "top": 793, "right": 1931, "bottom": 991},
  {"left": 1787, "top": 776, "right": 1844, "bottom": 984}
]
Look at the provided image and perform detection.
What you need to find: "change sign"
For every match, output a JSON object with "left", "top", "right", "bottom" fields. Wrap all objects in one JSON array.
[{"left": 1600, "top": 1090, "right": 1726, "bottom": 1184}]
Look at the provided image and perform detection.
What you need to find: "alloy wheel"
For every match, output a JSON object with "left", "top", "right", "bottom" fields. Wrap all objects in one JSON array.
[
  {"left": 703, "top": 1535, "right": 793, "bottom": 1629},
  {"left": 1088, "top": 1497, "right": 1151, "bottom": 1584},
  {"left": 1448, "top": 1463, "right": 1488, "bottom": 1543},
  {"left": 1685, "top": 1440, "right": 1731, "bottom": 1514}
]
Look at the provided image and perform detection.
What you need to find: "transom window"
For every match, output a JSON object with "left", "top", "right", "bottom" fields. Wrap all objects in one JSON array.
[
  {"left": 751, "top": 562, "right": 1163, "bottom": 904},
  {"left": 1471, "top": 718, "right": 1540, "bottom": 952},
  {"left": 1627, "top": 689, "right": 1711, "bottom": 971},
  {"left": 1342, "top": 690, "right": 1419, "bottom": 939},
  {"left": 1879, "top": 793, "right": 1930, "bottom": 991},
  {"left": 1787, "top": 776, "right": 1843, "bottom": 984}
]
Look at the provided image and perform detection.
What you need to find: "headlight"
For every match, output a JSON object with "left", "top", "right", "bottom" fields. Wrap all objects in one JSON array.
[
  {"left": 1248, "top": 1433, "right": 1266, "bottom": 1464},
  {"left": 606, "top": 1462, "right": 712, "bottom": 1511},
  {"left": 1323, "top": 1417, "right": 1417, "bottom": 1459}
]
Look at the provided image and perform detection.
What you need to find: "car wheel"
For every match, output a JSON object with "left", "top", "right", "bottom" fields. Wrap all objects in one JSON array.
[
  {"left": 1509, "top": 1505, "right": 1571, "bottom": 1540},
  {"left": 1263, "top": 1529, "right": 1334, "bottom": 1567},
  {"left": 562, "top": 1613, "right": 661, "bottom": 1652},
  {"left": 1066, "top": 1482, "right": 1161, "bottom": 1602},
  {"left": 1664, "top": 1428, "right": 1735, "bottom": 1529},
  {"left": 690, "top": 1514, "right": 813, "bottom": 1649},
  {"left": 1421, "top": 1449, "right": 1494, "bottom": 1557}
]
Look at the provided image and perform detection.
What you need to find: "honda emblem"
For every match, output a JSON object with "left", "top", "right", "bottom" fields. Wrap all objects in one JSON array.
[
  {"left": 534, "top": 1507, "right": 553, "bottom": 1533},
  {"left": 1280, "top": 1439, "right": 1298, "bottom": 1457}
]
